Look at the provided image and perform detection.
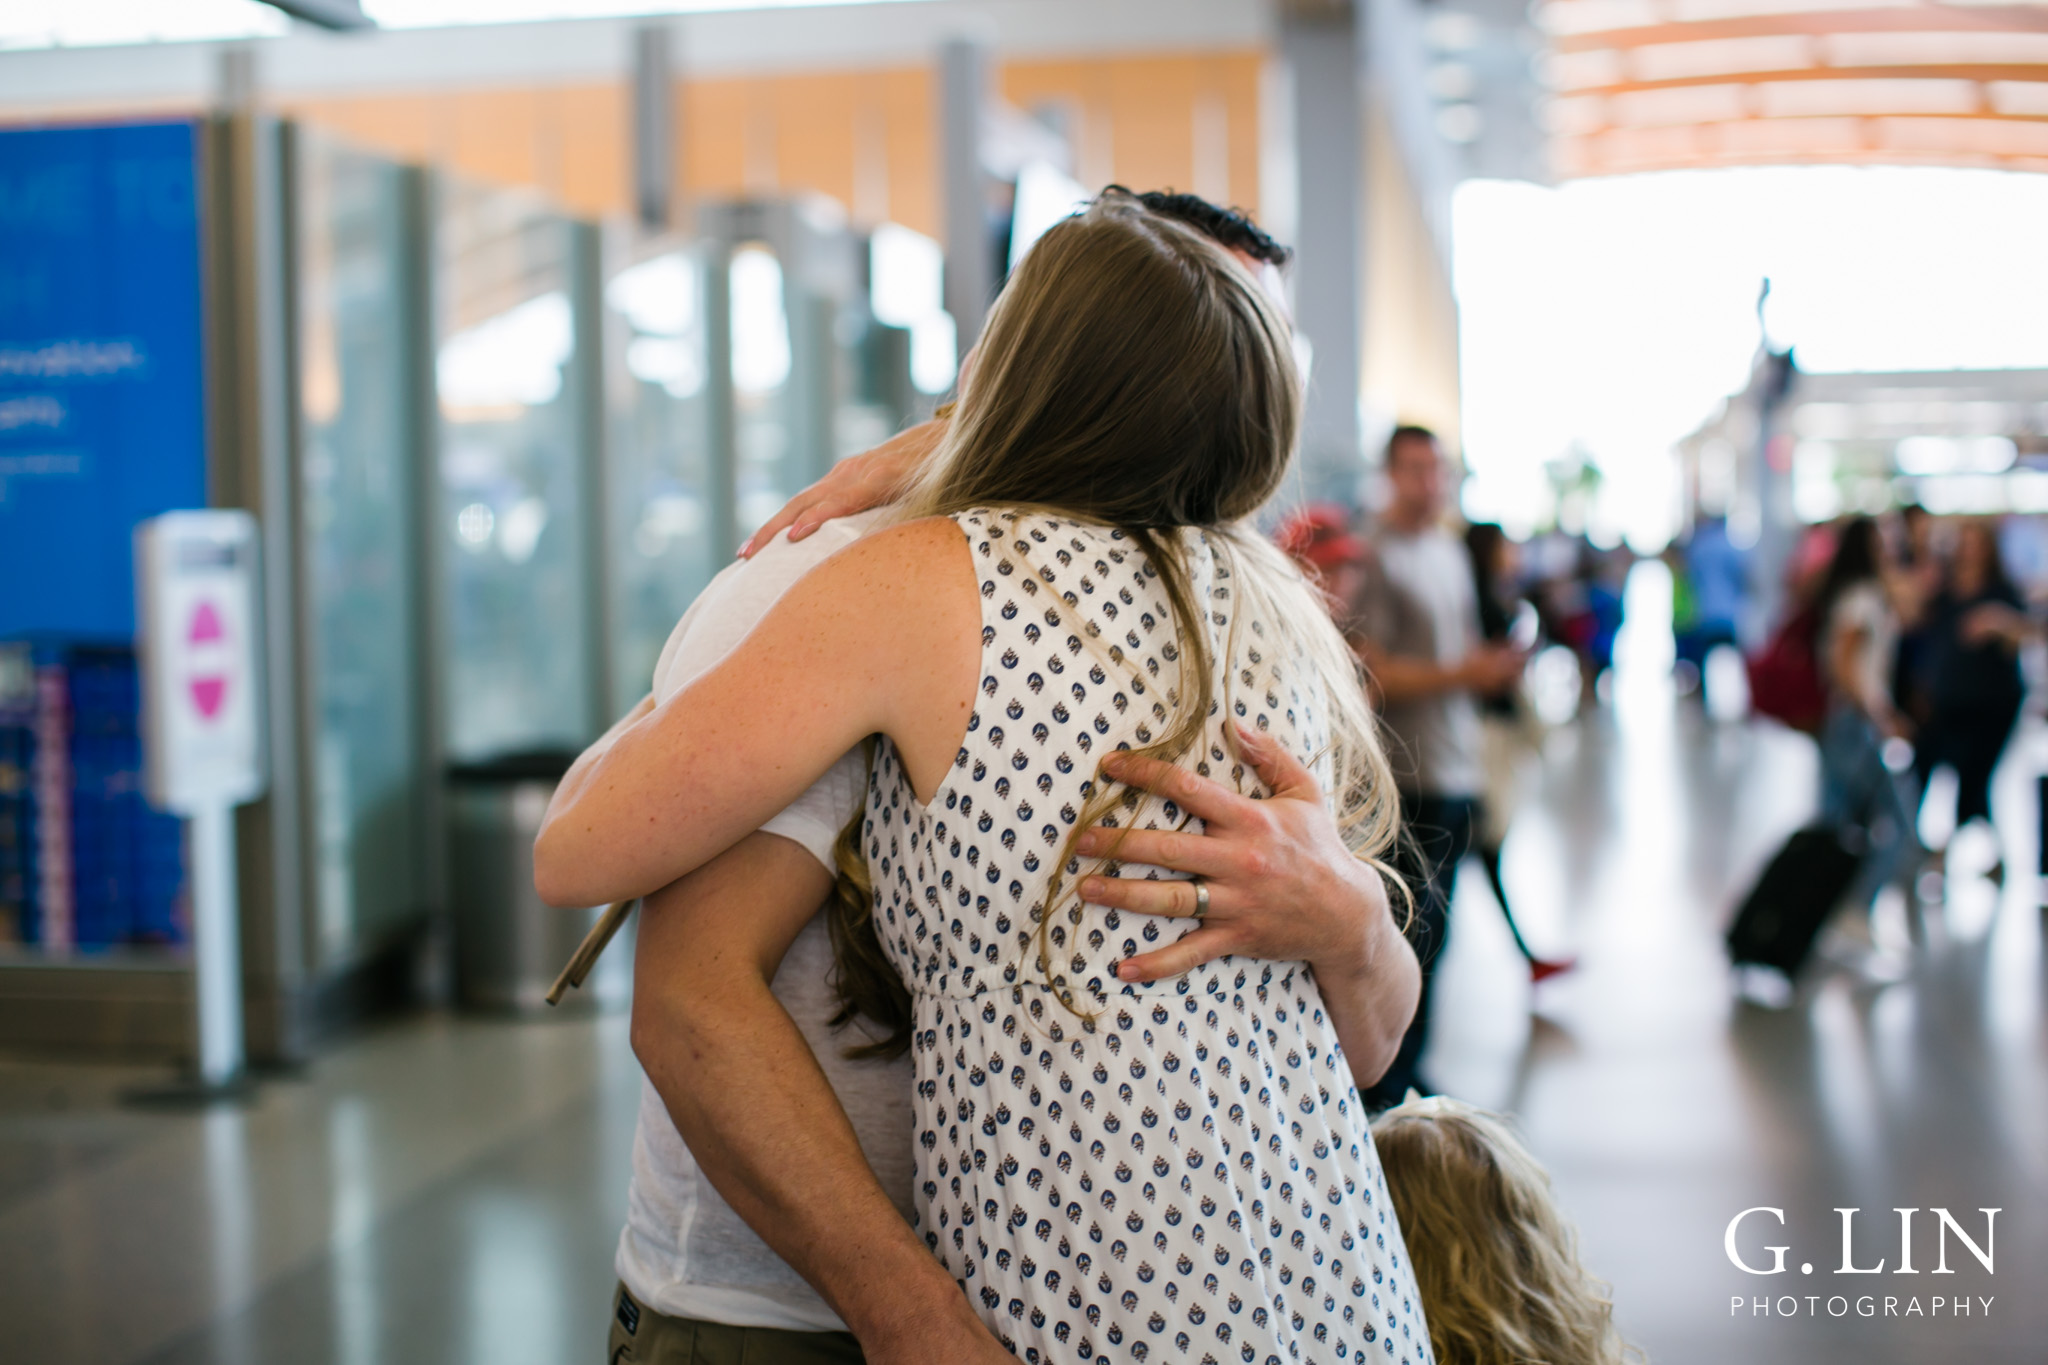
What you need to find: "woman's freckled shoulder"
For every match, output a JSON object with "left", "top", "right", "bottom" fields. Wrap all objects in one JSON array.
[{"left": 843, "top": 518, "right": 974, "bottom": 588}]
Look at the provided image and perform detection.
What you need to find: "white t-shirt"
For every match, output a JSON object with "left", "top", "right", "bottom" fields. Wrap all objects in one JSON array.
[
  {"left": 1360, "top": 527, "right": 1485, "bottom": 797},
  {"left": 615, "top": 510, "right": 917, "bottom": 1332},
  {"left": 1826, "top": 580, "right": 1898, "bottom": 711}
]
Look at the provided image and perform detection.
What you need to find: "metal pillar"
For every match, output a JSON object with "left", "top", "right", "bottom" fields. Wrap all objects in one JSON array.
[
  {"left": 205, "top": 98, "right": 312, "bottom": 1064},
  {"left": 1280, "top": 3, "right": 1366, "bottom": 504},
  {"left": 631, "top": 25, "right": 676, "bottom": 230},
  {"left": 400, "top": 165, "right": 453, "bottom": 1005},
  {"left": 188, "top": 797, "right": 246, "bottom": 1083},
  {"left": 938, "top": 37, "right": 991, "bottom": 363},
  {"left": 569, "top": 221, "right": 615, "bottom": 738},
  {"left": 702, "top": 242, "right": 739, "bottom": 563}
]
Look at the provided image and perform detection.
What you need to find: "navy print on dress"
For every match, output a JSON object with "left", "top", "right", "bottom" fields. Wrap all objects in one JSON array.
[{"left": 864, "top": 511, "right": 1432, "bottom": 1365}]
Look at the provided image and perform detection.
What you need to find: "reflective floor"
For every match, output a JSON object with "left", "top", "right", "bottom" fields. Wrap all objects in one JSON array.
[{"left": 2, "top": 570, "right": 2043, "bottom": 1364}]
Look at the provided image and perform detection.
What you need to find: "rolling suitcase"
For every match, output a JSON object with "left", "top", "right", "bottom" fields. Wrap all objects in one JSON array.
[
  {"left": 2039, "top": 775, "right": 2048, "bottom": 876},
  {"left": 1726, "top": 823, "right": 1865, "bottom": 977}
]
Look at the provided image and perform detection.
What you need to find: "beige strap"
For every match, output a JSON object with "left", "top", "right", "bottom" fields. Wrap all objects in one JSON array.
[{"left": 545, "top": 899, "right": 638, "bottom": 1006}]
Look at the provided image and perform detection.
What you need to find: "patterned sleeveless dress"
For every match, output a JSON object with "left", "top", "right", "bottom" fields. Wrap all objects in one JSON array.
[{"left": 861, "top": 511, "right": 1432, "bottom": 1365}]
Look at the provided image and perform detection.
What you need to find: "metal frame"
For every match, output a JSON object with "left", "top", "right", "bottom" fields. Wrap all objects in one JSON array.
[
  {"left": 211, "top": 110, "right": 313, "bottom": 1063},
  {"left": 401, "top": 163, "right": 453, "bottom": 1004},
  {"left": 569, "top": 220, "right": 616, "bottom": 738},
  {"left": 701, "top": 237, "right": 740, "bottom": 564}
]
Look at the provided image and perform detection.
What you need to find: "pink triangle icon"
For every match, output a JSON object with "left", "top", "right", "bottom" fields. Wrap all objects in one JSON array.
[
  {"left": 189, "top": 601, "right": 224, "bottom": 644},
  {"left": 191, "top": 676, "right": 227, "bottom": 719}
]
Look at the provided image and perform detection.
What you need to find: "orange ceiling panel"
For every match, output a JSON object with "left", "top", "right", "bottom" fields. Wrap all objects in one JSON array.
[{"left": 1539, "top": 0, "right": 2048, "bottom": 175}]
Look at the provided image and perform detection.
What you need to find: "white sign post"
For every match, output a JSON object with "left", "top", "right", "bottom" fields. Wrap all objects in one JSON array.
[{"left": 135, "top": 511, "right": 266, "bottom": 1096}]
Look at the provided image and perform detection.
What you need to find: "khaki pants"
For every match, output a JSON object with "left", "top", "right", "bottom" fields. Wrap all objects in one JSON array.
[{"left": 608, "top": 1284, "right": 866, "bottom": 1365}]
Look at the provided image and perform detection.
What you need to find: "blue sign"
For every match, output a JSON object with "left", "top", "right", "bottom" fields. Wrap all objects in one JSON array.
[{"left": 0, "top": 121, "right": 208, "bottom": 641}]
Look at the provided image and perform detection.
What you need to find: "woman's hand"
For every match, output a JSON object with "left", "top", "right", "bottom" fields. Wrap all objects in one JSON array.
[
  {"left": 1072, "top": 722, "right": 1395, "bottom": 984},
  {"left": 737, "top": 418, "right": 946, "bottom": 557}
]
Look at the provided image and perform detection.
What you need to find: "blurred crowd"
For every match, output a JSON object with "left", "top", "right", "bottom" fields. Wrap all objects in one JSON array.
[
  {"left": 1279, "top": 427, "right": 2048, "bottom": 1046},
  {"left": 1719, "top": 505, "right": 2044, "bottom": 993}
]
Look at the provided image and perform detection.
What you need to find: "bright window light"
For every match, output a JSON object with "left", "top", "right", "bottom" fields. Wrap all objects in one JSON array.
[
  {"left": 871, "top": 222, "right": 958, "bottom": 394},
  {"left": 1792, "top": 439, "right": 1842, "bottom": 524},
  {"left": 729, "top": 245, "right": 791, "bottom": 397},
  {"left": 1009, "top": 161, "right": 1088, "bottom": 272},
  {"left": 1895, "top": 435, "right": 2018, "bottom": 476},
  {"left": 1455, "top": 166, "right": 2048, "bottom": 547},
  {"left": 910, "top": 313, "right": 958, "bottom": 396},
  {"left": 626, "top": 337, "right": 704, "bottom": 398},
  {"left": 0, "top": 0, "right": 288, "bottom": 49},
  {"left": 870, "top": 223, "right": 943, "bottom": 329},
  {"left": 437, "top": 291, "right": 572, "bottom": 410},
  {"left": 606, "top": 254, "right": 696, "bottom": 338}
]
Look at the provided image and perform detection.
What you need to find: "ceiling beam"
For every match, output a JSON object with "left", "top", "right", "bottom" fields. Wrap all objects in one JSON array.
[
  {"left": 1561, "top": 108, "right": 2048, "bottom": 127},
  {"left": 259, "top": 0, "right": 375, "bottom": 30},
  {"left": 1556, "top": 65, "right": 2048, "bottom": 95},
  {"left": 1556, "top": 114, "right": 2048, "bottom": 175},
  {"left": 1550, "top": 10, "right": 2048, "bottom": 52},
  {"left": 1561, "top": 146, "right": 2048, "bottom": 174}
]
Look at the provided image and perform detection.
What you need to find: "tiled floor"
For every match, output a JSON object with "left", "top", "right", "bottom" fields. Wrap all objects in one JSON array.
[
  {"left": 0, "top": 1015, "right": 641, "bottom": 1365},
  {"left": 2, "top": 569, "right": 2043, "bottom": 1364}
]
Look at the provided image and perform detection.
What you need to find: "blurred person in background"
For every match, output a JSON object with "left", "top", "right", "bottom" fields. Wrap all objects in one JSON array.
[
  {"left": 1788, "top": 521, "right": 1843, "bottom": 607},
  {"left": 1534, "top": 537, "right": 1628, "bottom": 706},
  {"left": 1913, "top": 516, "right": 2030, "bottom": 886},
  {"left": 1890, "top": 503, "right": 1945, "bottom": 738},
  {"left": 1814, "top": 515, "right": 1918, "bottom": 949},
  {"left": 1745, "top": 519, "right": 1846, "bottom": 737},
  {"left": 1672, "top": 513, "right": 1748, "bottom": 691},
  {"left": 1276, "top": 501, "right": 1371, "bottom": 621},
  {"left": 1355, "top": 425, "right": 1528, "bottom": 1106},
  {"left": 1579, "top": 542, "right": 1631, "bottom": 703},
  {"left": 1465, "top": 522, "right": 1573, "bottom": 983}
]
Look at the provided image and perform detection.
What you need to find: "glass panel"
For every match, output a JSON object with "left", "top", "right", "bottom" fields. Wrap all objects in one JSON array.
[
  {"left": 295, "top": 131, "right": 424, "bottom": 966},
  {"left": 832, "top": 309, "right": 915, "bottom": 465},
  {"left": 605, "top": 247, "right": 716, "bottom": 713},
  {"left": 436, "top": 180, "right": 592, "bottom": 761},
  {"left": 730, "top": 242, "right": 797, "bottom": 542}
]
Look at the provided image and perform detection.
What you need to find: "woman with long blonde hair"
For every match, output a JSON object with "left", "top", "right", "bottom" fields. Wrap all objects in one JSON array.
[{"left": 537, "top": 190, "right": 1431, "bottom": 1364}]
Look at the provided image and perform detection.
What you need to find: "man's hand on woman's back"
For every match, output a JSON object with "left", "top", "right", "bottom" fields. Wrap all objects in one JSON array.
[{"left": 1062, "top": 722, "right": 1421, "bottom": 1088}]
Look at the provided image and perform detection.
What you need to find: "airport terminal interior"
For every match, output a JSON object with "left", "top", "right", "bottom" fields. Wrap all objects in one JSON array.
[{"left": 2, "top": 2, "right": 2046, "bottom": 1363}]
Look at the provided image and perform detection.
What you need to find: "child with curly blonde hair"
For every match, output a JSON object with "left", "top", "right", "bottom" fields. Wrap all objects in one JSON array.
[{"left": 1373, "top": 1094, "right": 1642, "bottom": 1365}]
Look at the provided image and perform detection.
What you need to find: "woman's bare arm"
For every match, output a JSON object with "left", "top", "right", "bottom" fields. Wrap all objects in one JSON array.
[
  {"left": 534, "top": 518, "right": 980, "bottom": 908},
  {"left": 633, "top": 833, "right": 1008, "bottom": 1364},
  {"left": 553, "top": 693, "right": 656, "bottom": 821}
]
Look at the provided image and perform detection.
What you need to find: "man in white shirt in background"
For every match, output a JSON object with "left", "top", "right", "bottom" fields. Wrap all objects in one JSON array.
[{"left": 1353, "top": 424, "right": 1527, "bottom": 1109}]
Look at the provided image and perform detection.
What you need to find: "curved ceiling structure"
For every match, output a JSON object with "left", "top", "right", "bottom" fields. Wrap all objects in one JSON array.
[{"left": 1541, "top": 0, "right": 2048, "bottom": 176}]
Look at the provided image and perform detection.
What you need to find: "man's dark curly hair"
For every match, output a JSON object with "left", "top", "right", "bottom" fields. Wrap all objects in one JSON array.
[{"left": 1112, "top": 186, "right": 1293, "bottom": 268}]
